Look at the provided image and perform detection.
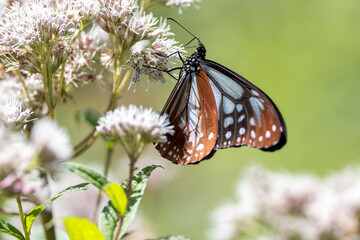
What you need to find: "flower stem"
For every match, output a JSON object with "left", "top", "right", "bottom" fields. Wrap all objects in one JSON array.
[
  {"left": 40, "top": 173, "right": 56, "bottom": 240},
  {"left": 55, "top": 62, "right": 66, "bottom": 106},
  {"left": 112, "top": 155, "right": 137, "bottom": 240},
  {"left": 72, "top": 130, "right": 100, "bottom": 158},
  {"left": 14, "top": 70, "right": 31, "bottom": 101},
  {"left": 126, "top": 156, "right": 137, "bottom": 199},
  {"left": 16, "top": 195, "right": 30, "bottom": 240},
  {"left": 112, "top": 214, "right": 123, "bottom": 240},
  {"left": 92, "top": 144, "right": 114, "bottom": 222}
]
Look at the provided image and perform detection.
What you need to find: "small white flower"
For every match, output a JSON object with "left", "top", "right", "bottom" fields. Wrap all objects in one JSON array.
[
  {"left": 164, "top": 0, "right": 201, "bottom": 14},
  {"left": 129, "top": 37, "right": 184, "bottom": 83},
  {"left": 0, "top": 98, "right": 33, "bottom": 128},
  {"left": 74, "top": 0, "right": 100, "bottom": 20},
  {"left": 97, "top": 0, "right": 138, "bottom": 32},
  {"left": 30, "top": 119, "right": 73, "bottom": 172},
  {"left": 97, "top": 105, "right": 174, "bottom": 158}
]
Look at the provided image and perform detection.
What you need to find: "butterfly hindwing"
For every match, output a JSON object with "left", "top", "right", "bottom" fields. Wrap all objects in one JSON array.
[{"left": 201, "top": 60, "right": 287, "bottom": 151}]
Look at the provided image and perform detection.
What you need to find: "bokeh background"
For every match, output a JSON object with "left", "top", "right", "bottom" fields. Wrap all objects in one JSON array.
[{"left": 55, "top": 0, "right": 360, "bottom": 239}]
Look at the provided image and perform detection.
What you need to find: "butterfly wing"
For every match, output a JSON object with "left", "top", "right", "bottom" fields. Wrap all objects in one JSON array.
[
  {"left": 155, "top": 67, "right": 218, "bottom": 164},
  {"left": 200, "top": 60, "right": 287, "bottom": 151}
]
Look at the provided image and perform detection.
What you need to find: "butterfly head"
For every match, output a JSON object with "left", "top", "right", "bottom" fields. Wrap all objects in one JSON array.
[
  {"left": 195, "top": 44, "right": 206, "bottom": 60},
  {"left": 182, "top": 44, "right": 206, "bottom": 74}
]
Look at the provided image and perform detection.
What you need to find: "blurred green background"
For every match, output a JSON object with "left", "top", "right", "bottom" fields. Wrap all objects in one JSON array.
[{"left": 58, "top": 0, "right": 360, "bottom": 239}]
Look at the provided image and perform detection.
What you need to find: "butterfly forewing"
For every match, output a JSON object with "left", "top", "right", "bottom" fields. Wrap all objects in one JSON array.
[
  {"left": 201, "top": 60, "right": 287, "bottom": 151},
  {"left": 155, "top": 67, "right": 218, "bottom": 164}
]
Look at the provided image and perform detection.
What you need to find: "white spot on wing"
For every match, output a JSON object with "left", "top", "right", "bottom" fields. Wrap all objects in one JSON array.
[
  {"left": 251, "top": 89, "right": 260, "bottom": 96},
  {"left": 266, "top": 130, "right": 271, "bottom": 138},
  {"left": 223, "top": 97, "right": 235, "bottom": 114},
  {"left": 169, "top": 151, "right": 172, "bottom": 156},
  {"left": 251, "top": 130, "right": 256, "bottom": 138},
  {"left": 225, "top": 131, "right": 232, "bottom": 139},
  {"left": 272, "top": 124, "right": 277, "bottom": 132},
  {"left": 250, "top": 117, "right": 255, "bottom": 126},
  {"left": 196, "top": 144, "right": 204, "bottom": 150},
  {"left": 208, "top": 132, "right": 214, "bottom": 140},
  {"left": 236, "top": 104, "right": 243, "bottom": 112},
  {"left": 224, "top": 116, "right": 234, "bottom": 128},
  {"left": 239, "top": 128, "right": 246, "bottom": 135},
  {"left": 238, "top": 115, "right": 245, "bottom": 123},
  {"left": 259, "top": 136, "right": 263, "bottom": 142}
]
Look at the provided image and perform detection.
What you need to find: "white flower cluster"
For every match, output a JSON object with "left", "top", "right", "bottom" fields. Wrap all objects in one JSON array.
[
  {"left": 209, "top": 165, "right": 360, "bottom": 240},
  {"left": 164, "top": 0, "right": 201, "bottom": 14},
  {"left": 97, "top": 104, "right": 174, "bottom": 158},
  {"left": 0, "top": 0, "right": 82, "bottom": 47},
  {"left": 63, "top": 27, "right": 107, "bottom": 85},
  {"left": 0, "top": 119, "right": 72, "bottom": 196},
  {"left": 130, "top": 37, "right": 185, "bottom": 83}
]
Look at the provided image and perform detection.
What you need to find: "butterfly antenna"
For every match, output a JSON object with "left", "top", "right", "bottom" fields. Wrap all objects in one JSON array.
[{"left": 167, "top": 18, "right": 201, "bottom": 45}]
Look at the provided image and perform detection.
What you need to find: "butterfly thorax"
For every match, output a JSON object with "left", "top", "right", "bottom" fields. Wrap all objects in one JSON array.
[{"left": 182, "top": 44, "right": 206, "bottom": 74}]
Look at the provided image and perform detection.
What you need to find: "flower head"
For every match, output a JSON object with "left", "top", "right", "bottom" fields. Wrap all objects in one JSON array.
[
  {"left": 0, "top": 74, "right": 34, "bottom": 129},
  {"left": 129, "top": 37, "right": 184, "bottom": 83},
  {"left": 30, "top": 119, "right": 73, "bottom": 172},
  {"left": 0, "top": 126, "right": 37, "bottom": 196},
  {"left": 96, "top": 105, "right": 174, "bottom": 159},
  {"left": 163, "top": 0, "right": 201, "bottom": 14},
  {"left": 0, "top": 98, "right": 33, "bottom": 129},
  {"left": 208, "top": 165, "right": 360, "bottom": 240},
  {"left": 0, "top": 0, "right": 81, "bottom": 47}
]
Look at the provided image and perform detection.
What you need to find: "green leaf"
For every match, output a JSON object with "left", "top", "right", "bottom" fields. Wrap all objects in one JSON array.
[
  {"left": 64, "top": 162, "right": 109, "bottom": 189},
  {"left": 63, "top": 217, "right": 104, "bottom": 240},
  {"left": 104, "top": 183, "right": 127, "bottom": 216},
  {"left": 151, "top": 236, "right": 191, "bottom": 240},
  {"left": 99, "top": 201, "right": 118, "bottom": 240},
  {"left": 25, "top": 183, "right": 88, "bottom": 233},
  {"left": 119, "top": 165, "right": 161, "bottom": 238},
  {"left": 0, "top": 219, "right": 25, "bottom": 240},
  {"left": 99, "top": 165, "right": 161, "bottom": 240},
  {"left": 75, "top": 109, "right": 100, "bottom": 127}
]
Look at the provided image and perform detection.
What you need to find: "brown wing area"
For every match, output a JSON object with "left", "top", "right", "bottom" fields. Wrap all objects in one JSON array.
[
  {"left": 155, "top": 67, "right": 218, "bottom": 164},
  {"left": 229, "top": 95, "right": 285, "bottom": 150}
]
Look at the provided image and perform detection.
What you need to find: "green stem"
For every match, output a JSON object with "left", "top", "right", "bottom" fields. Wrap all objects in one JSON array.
[
  {"left": 72, "top": 130, "right": 100, "bottom": 158},
  {"left": 40, "top": 42, "right": 56, "bottom": 119},
  {"left": 126, "top": 156, "right": 137, "bottom": 199},
  {"left": 14, "top": 70, "right": 31, "bottom": 101},
  {"left": 92, "top": 144, "right": 114, "bottom": 222},
  {"left": 55, "top": 62, "right": 66, "bottom": 106},
  {"left": 40, "top": 210, "right": 55, "bottom": 240},
  {"left": 112, "top": 155, "right": 137, "bottom": 240},
  {"left": 16, "top": 195, "right": 30, "bottom": 240},
  {"left": 39, "top": 173, "right": 56, "bottom": 240}
]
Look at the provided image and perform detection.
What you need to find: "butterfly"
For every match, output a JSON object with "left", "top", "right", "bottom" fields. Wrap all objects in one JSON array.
[{"left": 155, "top": 28, "right": 287, "bottom": 165}]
